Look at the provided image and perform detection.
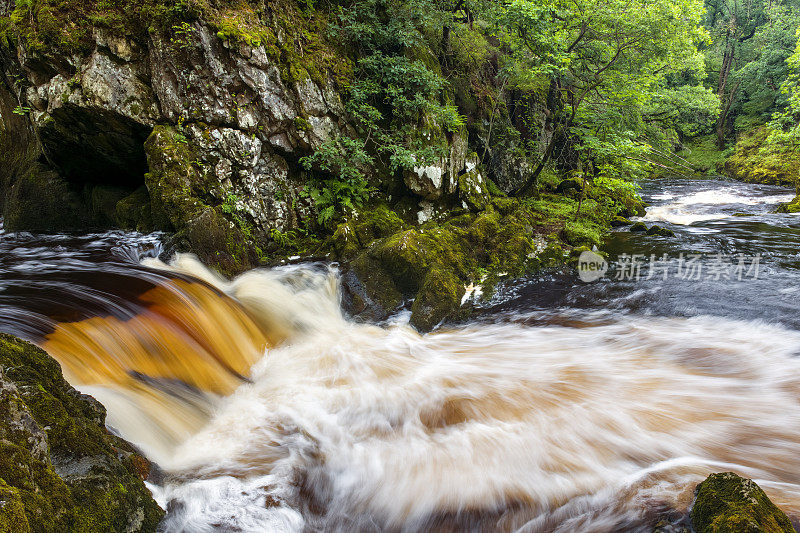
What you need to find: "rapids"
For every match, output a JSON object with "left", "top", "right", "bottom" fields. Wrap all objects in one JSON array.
[{"left": 2, "top": 177, "right": 800, "bottom": 531}]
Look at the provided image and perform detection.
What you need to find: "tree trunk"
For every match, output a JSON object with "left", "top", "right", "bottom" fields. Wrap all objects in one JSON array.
[
  {"left": 512, "top": 81, "right": 567, "bottom": 196},
  {"left": 716, "top": 80, "right": 741, "bottom": 150},
  {"left": 715, "top": 21, "right": 737, "bottom": 149}
]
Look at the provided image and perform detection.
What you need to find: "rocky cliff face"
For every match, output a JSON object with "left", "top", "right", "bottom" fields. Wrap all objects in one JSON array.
[
  {"left": 0, "top": 1, "right": 346, "bottom": 269},
  {"left": 0, "top": 333, "right": 163, "bottom": 532},
  {"left": 0, "top": 0, "right": 643, "bottom": 330},
  {"left": 0, "top": 0, "right": 507, "bottom": 273}
]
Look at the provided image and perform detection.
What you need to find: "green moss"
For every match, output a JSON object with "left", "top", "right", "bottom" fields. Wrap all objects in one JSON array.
[
  {"left": 646, "top": 224, "right": 675, "bottom": 237},
  {"left": 725, "top": 127, "right": 800, "bottom": 185},
  {"left": 0, "top": 0, "right": 351, "bottom": 91},
  {"left": 562, "top": 221, "right": 603, "bottom": 247},
  {"left": 349, "top": 254, "right": 404, "bottom": 313},
  {"left": 329, "top": 172, "right": 642, "bottom": 331},
  {"left": 293, "top": 116, "right": 311, "bottom": 131},
  {"left": 372, "top": 229, "right": 435, "bottom": 293},
  {"left": 143, "top": 125, "right": 205, "bottom": 230},
  {"left": 777, "top": 197, "right": 800, "bottom": 213},
  {"left": 690, "top": 472, "right": 793, "bottom": 533},
  {"left": 457, "top": 167, "right": 491, "bottom": 211},
  {"left": 0, "top": 478, "right": 30, "bottom": 533},
  {"left": 214, "top": 5, "right": 276, "bottom": 48},
  {"left": 144, "top": 125, "right": 258, "bottom": 274},
  {"left": 0, "top": 334, "right": 163, "bottom": 532},
  {"left": 410, "top": 264, "right": 465, "bottom": 331},
  {"left": 0, "top": 0, "right": 201, "bottom": 55}
]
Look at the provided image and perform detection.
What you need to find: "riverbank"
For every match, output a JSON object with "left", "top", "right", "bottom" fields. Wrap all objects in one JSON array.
[{"left": 0, "top": 334, "right": 163, "bottom": 532}]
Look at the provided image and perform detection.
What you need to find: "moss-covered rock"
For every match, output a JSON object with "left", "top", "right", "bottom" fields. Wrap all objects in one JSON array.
[
  {"left": 690, "top": 472, "right": 793, "bottom": 533},
  {"left": 115, "top": 186, "right": 156, "bottom": 231},
  {"left": 457, "top": 163, "right": 492, "bottom": 212},
  {"left": 410, "top": 264, "right": 465, "bottom": 331},
  {"left": 630, "top": 221, "right": 648, "bottom": 232},
  {"left": 331, "top": 203, "right": 406, "bottom": 260},
  {"left": 725, "top": 127, "right": 800, "bottom": 186},
  {"left": 335, "top": 173, "right": 646, "bottom": 331},
  {"left": 611, "top": 215, "right": 633, "bottom": 227},
  {"left": 0, "top": 334, "right": 164, "bottom": 532},
  {"left": 646, "top": 224, "right": 676, "bottom": 237},
  {"left": 777, "top": 196, "right": 800, "bottom": 213},
  {"left": 562, "top": 220, "right": 603, "bottom": 247},
  {"left": 0, "top": 478, "right": 30, "bottom": 533},
  {"left": 337, "top": 198, "right": 576, "bottom": 330},
  {"left": 144, "top": 125, "right": 258, "bottom": 274},
  {"left": 3, "top": 166, "right": 91, "bottom": 232}
]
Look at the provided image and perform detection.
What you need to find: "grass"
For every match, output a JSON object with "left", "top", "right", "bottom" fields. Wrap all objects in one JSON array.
[{"left": 676, "top": 134, "right": 730, "bottom": 175}]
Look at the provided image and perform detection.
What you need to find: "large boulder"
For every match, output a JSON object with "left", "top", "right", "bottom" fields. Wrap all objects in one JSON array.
[
  {"left": 0, "top": 333, "right": 163, "bottom": 532},
  {"left": 336, "top": 199, "right": 547, "bottom": 331},
  {"left": 690, "top": 472, "right": 794, "bottom": 533}
]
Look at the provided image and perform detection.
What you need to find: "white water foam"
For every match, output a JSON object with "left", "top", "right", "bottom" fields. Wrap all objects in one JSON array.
[
  {"left": 102, "top": 256, "right": 800, "bottom": 532},
  {"left": 642, "top": 188, "right": 795, "bottom": 225}
]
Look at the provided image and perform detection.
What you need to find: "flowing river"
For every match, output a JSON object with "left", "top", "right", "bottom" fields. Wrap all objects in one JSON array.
[{"left": 2, "top": 177, "right": 800, "bottom": 532}]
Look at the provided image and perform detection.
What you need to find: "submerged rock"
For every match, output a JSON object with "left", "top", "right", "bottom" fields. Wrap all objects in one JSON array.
[
  {"left": 646, "top": 225, "right": 676, "bottom": 237},
  {"left": 0, "top": 334, "right": 163, "bottom": 532},
  {"left": 690, "top": 472, "right": 793, "bottom": 533}
]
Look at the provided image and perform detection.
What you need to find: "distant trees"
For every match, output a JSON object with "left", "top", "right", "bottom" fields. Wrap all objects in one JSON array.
[
  {"left": 702, "top": 0, "right": 800, "bottom": 147},
  {"left": 312, "top": 0, "right": 800, "bottom": 203},
  {"left": 500, "top": 0, "right": 713, "bottom": 192}
]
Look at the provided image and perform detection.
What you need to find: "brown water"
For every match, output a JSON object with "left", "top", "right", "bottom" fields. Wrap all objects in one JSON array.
[{"left": 2, "top": 178, "right": 800, "bottom": 532}]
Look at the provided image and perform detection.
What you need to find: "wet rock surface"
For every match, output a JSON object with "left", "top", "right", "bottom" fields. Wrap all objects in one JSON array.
[
  {"left": 690, "top": 472, "right": 794, "bottom": 533},
  {"left": 0, "top": 333, "right": 163, "bottom": 532}
]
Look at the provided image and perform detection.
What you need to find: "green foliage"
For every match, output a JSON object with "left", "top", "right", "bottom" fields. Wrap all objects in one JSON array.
[
  {"left": 736, "top": 6, "right": 800, "bottom": 121},
  {"left": 702, "top": 0, "right": 800, "bottom": 135},
  {"left": 170, "top": 21, "right": 195, "bottom": 50},
  {"left": 327, "top": 0, "right": 465, "bottom": 173},
  {"left": 645, "top": 84, "right": 720, "bottom": 138},
  {"left": 300, "top": 136, "right": 375, "bottom": 224},
  {"left": 767, "top": 27, "right": 800, "bottom": 150},
  {"left": 719, "top": 26, "right": 800, "bottom": 190},
  {"left": 500, "top": 0, "right": 712, "bottom": 183},
  {"left": 679, "top": 134, "right": 729, "bottom": 173},
  {"left": 270, "top": 228, "right": 297, "bottom": 248}
]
